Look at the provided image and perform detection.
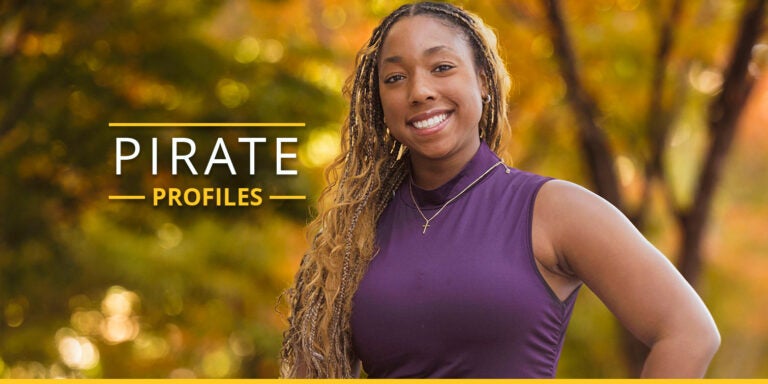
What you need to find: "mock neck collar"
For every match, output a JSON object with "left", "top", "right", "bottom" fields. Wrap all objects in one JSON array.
[{"left": 408, "top": 142, "right": 501, "bottom": 209}]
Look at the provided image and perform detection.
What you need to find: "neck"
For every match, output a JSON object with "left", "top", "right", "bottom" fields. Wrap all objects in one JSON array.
[{"left": 409, "top": 141, "right": 481, "bottom": 190}]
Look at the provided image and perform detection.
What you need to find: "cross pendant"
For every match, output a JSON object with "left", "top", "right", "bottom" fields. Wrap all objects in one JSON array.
[{"left": 421, "top": 221, "right": 430, "bottom": 234}]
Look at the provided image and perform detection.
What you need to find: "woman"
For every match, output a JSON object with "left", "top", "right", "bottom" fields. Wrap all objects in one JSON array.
[{"left": 280, "top": 2, "right": 719, "bottom": 378}]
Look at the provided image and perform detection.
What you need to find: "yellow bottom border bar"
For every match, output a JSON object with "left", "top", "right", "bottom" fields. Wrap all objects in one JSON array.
[{"left": 1, "top": 379, "right": 765, "bottom": 383}]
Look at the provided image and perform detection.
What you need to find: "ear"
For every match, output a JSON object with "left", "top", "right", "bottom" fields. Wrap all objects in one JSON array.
[{"left": 477, "top": 69, "right": 489, "bottom": 98}]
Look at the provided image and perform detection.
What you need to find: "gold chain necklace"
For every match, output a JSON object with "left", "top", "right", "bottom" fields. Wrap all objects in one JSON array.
[{"left": 409, "top": 160, "right": 508, "bottom": 234}]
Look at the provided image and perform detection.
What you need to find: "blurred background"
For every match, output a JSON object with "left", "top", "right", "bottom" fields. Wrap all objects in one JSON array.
[{"left": 1, "top": 0, "right": 766, "bottom": 378}]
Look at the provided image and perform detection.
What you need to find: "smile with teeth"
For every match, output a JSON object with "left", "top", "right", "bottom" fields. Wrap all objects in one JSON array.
[{"left": 411, "top": 113, "right": 449, "bottom": 129}]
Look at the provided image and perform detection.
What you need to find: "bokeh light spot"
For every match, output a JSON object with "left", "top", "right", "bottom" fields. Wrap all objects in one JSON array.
[
  {"left": 322, "top": 6, "right": 347, "bottom": 30},
  {"left": 56, "top": 329, "right": 100, "bottom": 371},
  {"left": 688, "top": 64, "right": 723, "bottom": 95},
  {"left": 21, "top": 34, "right": 40, "bottom": 56},
  {"left": 101, "top": 314, "right": 139, "bottom": 344},
  {"left": 41, "top": 33, "right": 62, "bottom": 55},
  {"left": 299, "top": 129, "right": 340, "bottom": 168},
  {"left": 615, "top": 155, "right": 636, "bottom": 187},
  {"left": 234, "top": 36, "right": 260, "bottom": 63},
  {"left": 133, "top": 333, "right": 170, "bottom": 360},
  {"left": 750, "top": 43, "right": 768, "bottom": 76},
  {"left": 261, "top": 39, "right": 283, "bottom": 63},
  {"left": 169, "top": 368, "right": 196, "bottom": 378},
  {"left": 228, "top": 331, "right": 255, "bottom": 357},
  {"left": 101, "top": 286, "right": 137, "bottom": 316},
  {"left": 99, "top": 287, "right": 140, "bottom": 344},
  {"left": 71, "top": 310, "right": 104, "bottom": 336},
  {"left": 157, "top": 222, "right": 183, "bottom": 250},
  {"left": 301, "top": 62, "right": 344, "bottom": 93},
  {"left": 201, "top": 348, "right": 237, "bottom": 378},
  {"left": 216, "top": 78, "right": 250, "bottom": 109},
  {"left": 4, "top": 297, "right": 27, "bottom": 328}
]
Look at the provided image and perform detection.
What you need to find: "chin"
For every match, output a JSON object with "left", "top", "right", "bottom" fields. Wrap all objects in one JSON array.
[{"left": 411, "top": 145, "right": 455, "bottom": 161}]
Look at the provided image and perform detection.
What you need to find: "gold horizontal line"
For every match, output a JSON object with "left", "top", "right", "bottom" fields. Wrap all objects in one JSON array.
[
  {"left": 109, "top": 122, "right": 305, "bottom": 127},
  {"left": 269, "top": 195, "right": 307, "bottom": 200},
  {"left": 108, "top": 195, "right": 147, "bottom": 200}
]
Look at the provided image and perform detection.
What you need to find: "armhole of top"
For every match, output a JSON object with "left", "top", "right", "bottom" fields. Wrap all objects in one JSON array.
[{"left": 525, "top": 177, "right": 577, "bottom": 307}]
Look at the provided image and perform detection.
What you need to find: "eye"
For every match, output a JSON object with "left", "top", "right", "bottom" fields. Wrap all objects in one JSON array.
[
  {"left": 383, "top": 74, "right": 405, "bottom": 84},
  {"left": 433, "top": 64, "right": 455, "bottom": 73}
]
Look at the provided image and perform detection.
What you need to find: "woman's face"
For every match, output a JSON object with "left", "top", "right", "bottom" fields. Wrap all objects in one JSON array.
[{"left": 378, "top": 15, "right": 486, "bottom": 167}]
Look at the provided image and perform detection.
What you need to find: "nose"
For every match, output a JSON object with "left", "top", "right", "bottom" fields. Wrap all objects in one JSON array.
[{"left": 408, "top": 71, "right": 436, "bottom": 105}]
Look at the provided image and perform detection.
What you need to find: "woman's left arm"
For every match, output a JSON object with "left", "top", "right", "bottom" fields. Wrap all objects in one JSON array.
[{"left": 536, "top": 180, "right": 720, "bottom": 378}]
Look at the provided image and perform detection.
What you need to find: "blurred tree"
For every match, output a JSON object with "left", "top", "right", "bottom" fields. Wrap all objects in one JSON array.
[
  {"left": 541, "top": 0, "right": 766, "bottom": 375},
  {"left": 1, "top": 0, "right": 766, "bottom": 378},
  {"left": 0, "top": 0, "right": 348, "bottom": 378}
]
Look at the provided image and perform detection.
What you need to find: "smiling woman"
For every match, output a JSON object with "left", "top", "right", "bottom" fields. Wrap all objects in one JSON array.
[
  {"left": 378, "top": 15, "right": 486, "bottom": 190},
  {"left": 280, "top": 1, "right": 719, "bottom": 378}
]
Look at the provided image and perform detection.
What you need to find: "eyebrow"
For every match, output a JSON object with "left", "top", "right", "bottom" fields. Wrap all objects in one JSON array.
[{"left": 382, "top": 45, "right": 452, "bottom": 64}]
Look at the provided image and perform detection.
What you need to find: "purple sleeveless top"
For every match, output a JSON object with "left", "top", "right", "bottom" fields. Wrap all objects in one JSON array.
[{"left": 350, "top": 142, "right": 579, "bottom": 378}]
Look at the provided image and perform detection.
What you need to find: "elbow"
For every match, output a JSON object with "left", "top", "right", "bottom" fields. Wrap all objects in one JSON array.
[
  {"left": 703, "top": 322, "right": 721, "bottom": 360},
  {"left": 672, "top": 313, "right": 721, "bottom": 364},
  {"left": 688, "top": 315, "right": 721, "bottom": 364},
  {"left": 683, "top": 301, "right": 721, "bottom": 362}
]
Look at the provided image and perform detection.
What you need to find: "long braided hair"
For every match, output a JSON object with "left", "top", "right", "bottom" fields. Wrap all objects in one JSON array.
[{"left": 280, "top": 2, "right": 511, "bottom": 377}]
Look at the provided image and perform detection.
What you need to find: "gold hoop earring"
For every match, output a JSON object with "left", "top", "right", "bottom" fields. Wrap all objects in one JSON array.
[{"left": 482, "top": 94, "right": 491, "bottom": 104}]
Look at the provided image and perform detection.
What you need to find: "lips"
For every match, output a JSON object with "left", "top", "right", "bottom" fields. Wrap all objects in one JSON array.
[{"left": 407, "top": 110, "right": 452, "bottom": 130}]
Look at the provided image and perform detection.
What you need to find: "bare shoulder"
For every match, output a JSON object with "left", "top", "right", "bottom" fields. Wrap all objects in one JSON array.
[
  {"left": 536, "top": 179, "right": 623, "bottom": 225},
  {"left": 535, "top": 179, "right": 717, "bottom": 352},
  {"left": 532, "top": 178, "right": 666, "bottom": 302},
  {"left": 530, "top": 179, "right": 614, "bottom": 299},
  {"left": 534, "top": 179, "right": 641, "bottom": 258},
  {"left": 532, "top": 179, "right": 627, "bottom": 278}
]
